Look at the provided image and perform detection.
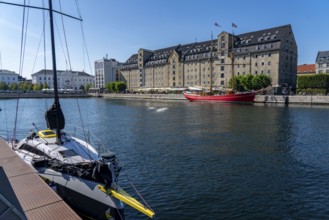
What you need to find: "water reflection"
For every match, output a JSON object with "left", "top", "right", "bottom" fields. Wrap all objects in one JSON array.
[{"left": 2, "top": 98, "right": 329, "bottom": 219}]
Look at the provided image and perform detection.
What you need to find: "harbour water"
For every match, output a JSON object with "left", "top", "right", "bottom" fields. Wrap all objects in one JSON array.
[{"left": 2, "top": 98, "right": 329, "bottom": 219}]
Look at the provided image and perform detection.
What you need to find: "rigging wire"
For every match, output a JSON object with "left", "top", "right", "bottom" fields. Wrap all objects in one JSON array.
[
  {"left": 75, "top": 0, "right": 93, "bottom": 75},
  {"left": 59, "top": 0, "right": 72, "bottom": 71},
  {"left": 13, "top": 0, "right": 29, "bottom": 144},
  {"left": 43, "top": 0, "right": 48, "bottom": 108},
  {"left": 54, "top": 17, "right": 69, "bottom": 70},
  {"left": 122, "top": 168, "right": 155, "bottom": 214}
]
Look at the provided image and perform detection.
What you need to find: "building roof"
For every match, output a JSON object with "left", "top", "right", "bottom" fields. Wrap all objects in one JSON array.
[
  {"left": 235, "top": 24, "right": 292, "bottom": 47},
  {"left": 316, "top": 51, "right": 329, "bottom": 64},
  {"left": 0, "top": 69, "right": 19, "bottom": 75},
  {"left": 297, "top": 64, "right": 315, "bottom": 74},
  {"left": 121, "top": 24, "right": 292, "bottom": 69}
]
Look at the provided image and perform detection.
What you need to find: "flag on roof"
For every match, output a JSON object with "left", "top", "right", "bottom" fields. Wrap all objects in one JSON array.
[
  {"left": 232, "top": 23, "right": 237, "bottom": 28},
  {"left": 214, "top": 22, "right": 221, "bottom": 27}
]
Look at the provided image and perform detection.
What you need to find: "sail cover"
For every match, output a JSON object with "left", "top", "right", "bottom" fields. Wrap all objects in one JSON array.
[{"left": 45, "top": 103, "right": 65, "bottom": 130}]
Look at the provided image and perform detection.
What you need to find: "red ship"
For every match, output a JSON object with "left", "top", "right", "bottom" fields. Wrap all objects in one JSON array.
[{"left": 183, "top": 92, "right": 255, "bottom": 102}]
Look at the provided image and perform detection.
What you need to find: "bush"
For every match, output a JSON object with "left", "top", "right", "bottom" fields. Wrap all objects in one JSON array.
[
  {"left": 296, "top": 88, "right": 327, "bottom": 95},
  {"left": 297, "top": 74, "right": 329, "bottom": 89}
]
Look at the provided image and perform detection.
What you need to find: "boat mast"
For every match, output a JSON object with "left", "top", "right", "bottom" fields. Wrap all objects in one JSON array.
[
  {"left": 210, "top": 32, "right": 213, "bottom": 94},
  {"left": 46, "top": 0, "right": 65, "bottom": 144},
  {"left": 49, "top": 0, "right": 59, "bottom": 105},
  {"left": 231, "top": 31, "right": 235, "bottom": 92}
]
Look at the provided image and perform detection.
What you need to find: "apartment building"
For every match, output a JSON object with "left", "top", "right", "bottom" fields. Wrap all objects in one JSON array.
[
  {"left": 120, "top": 24, "right": 298, "bottom": 91},
  {"left": 94, "top": 57, "right": 122, "bottom": 89},
  {"left": 315, "top": 51, "right": 329, "bottom": 74}
]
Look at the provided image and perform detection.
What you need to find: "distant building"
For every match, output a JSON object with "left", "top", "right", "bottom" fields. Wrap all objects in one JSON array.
[
  {"left": 94, "top": 57, "right": 122, "bottom": 89},
  {"left": 316, "top": 51, "right": 329, "bottom": 74},
  {"left": 0, "top": 69, "right": 19, "bottom": 85},
  {"left": 32, "top": 69, "right": 94, "bottom": 90},
  {"left": 120, "top": 24, "right": 298, "bottom": 91},
  {"left": 297, "top": 64, "right": 315, "bottom": 75}
]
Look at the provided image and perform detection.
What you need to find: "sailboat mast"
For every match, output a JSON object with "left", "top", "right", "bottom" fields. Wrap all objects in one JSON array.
[
  {"left": 48, "top": 0, "right": 59, "bottom": 105},
  {"left": 231, "top": 31, "right": 235, "bottom": 91},
  {"left": 210, "top": 32, "right": 213, "bottom": 94},
  {"left": 48, "top": 0, "right": 62, "bottom": 143}
]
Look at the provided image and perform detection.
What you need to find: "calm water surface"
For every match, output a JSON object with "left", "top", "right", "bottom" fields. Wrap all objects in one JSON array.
[{"left": 1, "top": 98, "right": 329, "bottom": 219}]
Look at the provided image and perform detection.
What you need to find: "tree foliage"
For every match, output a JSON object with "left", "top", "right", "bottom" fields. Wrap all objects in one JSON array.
[
  {"left": 229, "top": 74, "right": 271, "bottom": 92},
  {"left": 86, "top": 83, "right": 91, "bottom": 92},
  {"left": 252, "top": 74, "right": 272, "bottom": 90},
  {"left": 106, "top": 81, "right": 126, "bottom": 93},
  {"left": 0, "top": 82, "right": 9, "bottom": 90}
]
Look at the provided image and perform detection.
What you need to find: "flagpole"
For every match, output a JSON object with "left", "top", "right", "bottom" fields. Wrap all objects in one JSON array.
[
  {"left": 213, "top": 22, "right": 221, "bottom": 94},
  {"left": 231, "top": 23, "right": 237, "bottom": 93}
]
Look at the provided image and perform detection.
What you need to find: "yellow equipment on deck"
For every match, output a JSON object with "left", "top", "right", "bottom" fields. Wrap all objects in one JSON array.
[{"left": 98, "top": 185, "right": 155, "bottom": 218}]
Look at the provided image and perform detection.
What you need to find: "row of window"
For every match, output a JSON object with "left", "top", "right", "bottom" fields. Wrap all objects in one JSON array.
[
  {"left": 38, "top": 77, "right": 93, "bottom": 82},
  {"left": 1, "top": 76, "right": 17, "bottom": 80},
  {"left": 318, "top": 70, "right": 329, "bottom": 73},
  {"left": 318, "top": 63, "right": 329, "bottom": 68}
]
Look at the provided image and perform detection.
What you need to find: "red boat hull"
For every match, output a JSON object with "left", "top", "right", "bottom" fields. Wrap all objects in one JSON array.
[{"left": 183, "top": 92, "right": 255, "bottom": 103}]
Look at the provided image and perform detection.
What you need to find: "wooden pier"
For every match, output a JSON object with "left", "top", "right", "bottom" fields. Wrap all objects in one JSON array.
[{"left": 0, "top": 138, "right": 81, "bottom": 220}]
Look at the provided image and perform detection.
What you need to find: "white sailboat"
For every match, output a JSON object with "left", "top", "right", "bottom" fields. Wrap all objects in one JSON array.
[{"left": 3, "top": 1, "right": 154, "bottom": 219}]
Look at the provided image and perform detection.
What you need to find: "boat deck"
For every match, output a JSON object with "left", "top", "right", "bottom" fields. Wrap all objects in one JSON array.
[{"left": 0, "top": 138, "right": 81, "bottom": 220}]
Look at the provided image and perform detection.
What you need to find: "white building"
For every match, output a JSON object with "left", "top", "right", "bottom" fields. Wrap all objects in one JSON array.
[
  {"left": 316, "top": 51, "right": 329, "bottom": 74},
  {"left": 32, "top": 69, "right": 94, "bottom": 90},
  {"left": 0, "top": 69, "right": 19, "bottom": 85},
  {"left": 94, "top": 57, "right": 122, "bottom": 89}
]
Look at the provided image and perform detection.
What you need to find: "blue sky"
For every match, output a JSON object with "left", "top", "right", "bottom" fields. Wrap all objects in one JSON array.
[{"left": 0, "top": 0, "right": 328, "bottom": 78}]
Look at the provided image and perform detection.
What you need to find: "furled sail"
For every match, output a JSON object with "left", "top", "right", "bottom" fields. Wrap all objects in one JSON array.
[{"left": 45, "top": 103, "right": 65, "bottom": 130}]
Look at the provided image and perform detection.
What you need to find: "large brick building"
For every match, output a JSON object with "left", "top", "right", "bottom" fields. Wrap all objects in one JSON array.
[{"left": 120, "top": 24, "right": 298, "bottom": 92}]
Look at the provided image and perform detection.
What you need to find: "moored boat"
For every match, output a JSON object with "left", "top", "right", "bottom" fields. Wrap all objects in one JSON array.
[{"left": 183, "top": 91, "right": 255, "bottom": 102}]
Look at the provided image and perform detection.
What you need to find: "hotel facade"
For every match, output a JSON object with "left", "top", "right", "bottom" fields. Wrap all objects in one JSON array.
[
  {"left": 120, "top": 24, "right": 297, "bottom": 92},
  {"left": 32, "top": 69, "right": 94, "bottom": 90}
]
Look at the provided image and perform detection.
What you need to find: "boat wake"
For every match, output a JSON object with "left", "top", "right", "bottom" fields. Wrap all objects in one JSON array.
[{"left": 156, "top": 107, "right": 168, "bottom": 112}]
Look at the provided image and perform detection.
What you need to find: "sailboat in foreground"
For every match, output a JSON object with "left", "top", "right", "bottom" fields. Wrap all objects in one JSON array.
[{"left": 6, "top": 1, "right": 154, "bottom": 219}]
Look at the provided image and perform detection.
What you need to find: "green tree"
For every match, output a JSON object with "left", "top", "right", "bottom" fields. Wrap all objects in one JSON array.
[
  {"left": 86, "top": 83, "right": 91, "bottom": 93},
  {"left": 27, "top": 83, "right": 33, "bottom": 91},
  {"left": 33, "top": 84, "right": 41, "bottom": 91},
  {"left": 241, "top": 74, "right": 254, "bottom": 90},
  {"left": 106, "top": 82, "right": 116, "bottom": 92},
  {"left": 115, "top": 81, "right": 127, "bottom": 92},
  {"left": 0, "top": 82, "right": 9, "bottom": 90},
  {"left": 10, "top": 82, "right": 18, "bottom": 91},
  {"left": 43, "top": 82, "right": 49, "bottom": 89},
  {"left": 20, "top": 81, "right": 28, "bottom": 92},
  {"left": 80, "top": 85, "right": 85, "bottom": 92},
  {"left": 252, "top": 74, "right": 272, "bottom": 90},
  {"left": 229, "top": 75, "right": 245, "bottom": 92}
]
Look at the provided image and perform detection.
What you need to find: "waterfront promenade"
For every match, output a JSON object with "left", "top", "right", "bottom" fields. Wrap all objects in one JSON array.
[
  {"left": 0, "top": 138, "right": 81, "bottom": 219},
  {"left": 2, "top": 92, "right": 329, "bottom": 105},
  {"left": 96, "top": 93, "right": 329, "bottom": 105}
]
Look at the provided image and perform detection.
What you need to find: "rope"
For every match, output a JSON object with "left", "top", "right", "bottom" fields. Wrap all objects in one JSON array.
[
  {"left": 122, "top": 168, "right": 155, "bottom": 213},
  {"left": 75, "top": 99, "right": 93, "bottom": 160},
  {"left": 75, "top": 0, "right": 93, "bottom": 75},
  {"left": 13, "top": 0, "right": 28, "bottom": 145},
  {"left": 59, "top": 0, "right": 72, "bottom": 71},
  {"left": 54, "top": 17, "right": 69, "bottom": 70}
]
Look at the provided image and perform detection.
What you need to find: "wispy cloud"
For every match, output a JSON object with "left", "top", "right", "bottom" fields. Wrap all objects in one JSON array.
[{"left": 0, "top": 17, "right": 40, "bottom": 39}]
